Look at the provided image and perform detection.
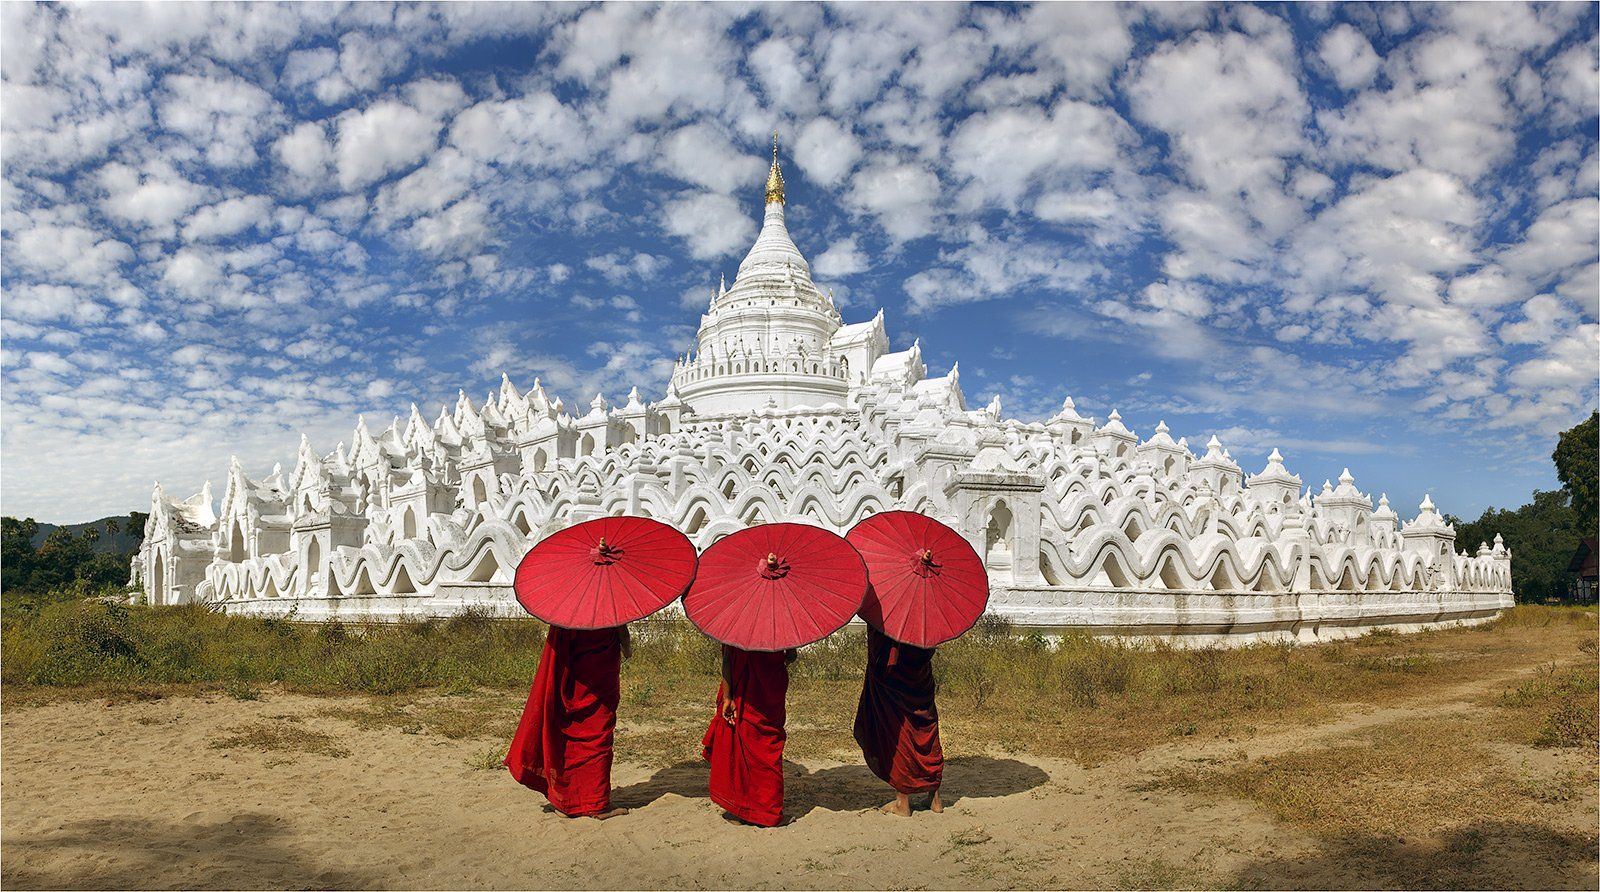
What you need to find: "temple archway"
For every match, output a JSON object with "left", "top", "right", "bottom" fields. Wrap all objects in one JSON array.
[
  {"left": 984, "top": 500, "right": 1013, "bottom": 565},
  {"left": 151, "top": 551, "right": 166, "bottom": 605},
  {"left": 306, "top": 538, "right": 322, "bottom": 588},
  {"left": 228, "top": 521, "right": 247, "bottom": 562}
]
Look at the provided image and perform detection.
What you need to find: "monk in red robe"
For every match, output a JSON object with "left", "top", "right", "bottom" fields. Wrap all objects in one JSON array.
[
  {"left": 854, "top": 625, "right": 943, "bottom": 816},
  {"left": 701, "top": 644, "right": 796, "bottom": 826},
  {"left": 504, "top": 625, "right": 630, "bottom": 819}
]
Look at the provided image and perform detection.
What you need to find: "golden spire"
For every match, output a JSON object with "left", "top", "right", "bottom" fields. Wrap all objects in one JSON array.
[{"left": 764, "top": 130, "right": 785, "bottom": 205}]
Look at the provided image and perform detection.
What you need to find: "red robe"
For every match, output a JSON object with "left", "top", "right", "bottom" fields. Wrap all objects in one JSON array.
[
  {"left": 854, "top": 625, "right": 943, "bottom": 793},
  {"left": 504, "top": 626, "right": 621, "bottom": 817},
  {"left": 701, "top": 646, "right": 788, "bottom": 826}
]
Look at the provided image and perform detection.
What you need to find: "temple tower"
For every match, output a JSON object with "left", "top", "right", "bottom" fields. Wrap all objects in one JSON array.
[{"left": 671, "top": 135, "right": 850, "bottom": 416}]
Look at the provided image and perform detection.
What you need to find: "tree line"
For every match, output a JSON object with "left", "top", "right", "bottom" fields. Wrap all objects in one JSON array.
[
  {"left": 1450, "top": 410, "right": 1597, "bottom": 602},
  {"left": 1, "top": 513, "right": 148, "bottom": 596}
]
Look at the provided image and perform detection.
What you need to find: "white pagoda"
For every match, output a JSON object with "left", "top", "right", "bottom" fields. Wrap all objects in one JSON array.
[{"left": 134, "top": 141, "right": 1513, "bottom": 642}]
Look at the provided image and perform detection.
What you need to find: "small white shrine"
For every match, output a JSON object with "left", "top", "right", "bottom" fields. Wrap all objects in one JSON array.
[{"left": 133, "top": 144, "right": 1513, "bottom": 642}]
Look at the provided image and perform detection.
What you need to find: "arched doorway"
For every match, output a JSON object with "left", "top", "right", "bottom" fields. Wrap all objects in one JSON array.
[
  {"left": 151, "top": 551, "right": 166, "bottom": 605},
  {"left": 984, "top": 501, "right": 1013, "bottom": 572},
  {"left": 306, "top": 538, "right": 322, "bottom": 590},
  {"left": 227, "top": 521, "right": 247, "bottom": 562}
]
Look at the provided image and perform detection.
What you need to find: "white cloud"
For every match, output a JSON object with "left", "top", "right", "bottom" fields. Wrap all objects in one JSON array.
[
  {"left": 661, "top": 191, "right": 755, "bottom": 260},
  {"left": 182, "top": 195, "right": 274, "bottom": 241},
  {"left": 848, "top": 160, "right": 941, "bottom": 243},
  {"left": 1317, "top": 24, "right": 1381, "bottom": 90},
  {"left": 97, "top": 162, "right": 210, "bottom": 234},
  {"left": 334, "top": 98, "right": 446, "bottom": 191},
  {"left": 274, "top": 120, "right": 334, "bottom": 182},
  {"left": 903, "top": 226, "right": 1097, "bottom": 313},
  {"left": 813, "top": 237, "right": 869, "bottom": 278},
  {"left": 792, "top": 116, "right": 861, "bottom": 187},
  {"left": 946, "top": 101, "right": 1132, "bottom": 211},
  {"left": 657, "top": 123, "right": 763, "bottom": 194},
  {"left": 157, "top": 73, "right": 281, "bottom": 167},
  {"left": 8, "top": 221, "right": 132, "bottom": 284}
]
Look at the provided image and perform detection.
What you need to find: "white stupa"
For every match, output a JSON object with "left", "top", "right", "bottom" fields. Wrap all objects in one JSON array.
[{"left": 133, "top": 140, "right": 1512, "bottom": 643}]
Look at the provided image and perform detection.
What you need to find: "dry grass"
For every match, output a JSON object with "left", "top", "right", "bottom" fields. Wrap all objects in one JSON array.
[
  {"left": 208, "top": 718, "right": 350, "bottom": 759},
  {"left": 7, "top": 598, "right": 1595, "bottom": 771},
  {"left": 464, "top": 746, "right": 505, "bottom": 771},
  {"left": 1159, "top": 716, "right": 1545, "bottom": 838},
  {"left": 1145, "top": 620, "right": 1598, "bottom": 889},
  {"left": 1497, "top": 662, "right": 1600, "bottom": 748}
]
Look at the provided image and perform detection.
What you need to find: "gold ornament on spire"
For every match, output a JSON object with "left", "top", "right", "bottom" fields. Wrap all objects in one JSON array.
[{"left": 764, "top": 130, "right": 785, "bottom": 205}]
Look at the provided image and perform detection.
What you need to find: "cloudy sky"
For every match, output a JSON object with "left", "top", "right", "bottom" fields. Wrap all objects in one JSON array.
[{"left": 3, "top": 2, "right": 1596, "bottom": 524}]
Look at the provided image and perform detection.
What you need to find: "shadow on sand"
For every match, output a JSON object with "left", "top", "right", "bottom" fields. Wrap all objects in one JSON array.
[
  {"left": 612, "top": 754, "right": 1049, "bottom": 821},
  {"left": 1226, "top": 820, "right": 1596, "bottom": 891},
  {"left": 1, "top": 813, "right": 361, "bottom": 891}
]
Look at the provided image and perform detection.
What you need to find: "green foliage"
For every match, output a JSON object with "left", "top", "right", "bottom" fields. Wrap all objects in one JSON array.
[
  {"left": 2, "top": 514, "right": 142, "bottom": 599},
  {"left": 1553, "top": 410, "right": 1597, "bottom": 540},
  {"left": 1452, "top": 489, "right": 1582, "bottom": 602}
]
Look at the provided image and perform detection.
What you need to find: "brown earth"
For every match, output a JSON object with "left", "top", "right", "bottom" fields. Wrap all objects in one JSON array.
[{"left": 3, "top": 640, "right": 1595, "bottom": 890}]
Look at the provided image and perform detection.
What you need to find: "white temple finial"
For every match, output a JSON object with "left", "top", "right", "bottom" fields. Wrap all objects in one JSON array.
[
  {"left": 1419, "top": 493, "right": 1436, "bottom": 512},
  {"left": 1268, "top": 447, "right": 1284, "bottom": 463},
  {"left": 1339, "top": 467, "right": 1354, "bottom": 485},
  {"left": 1156, "top": 419, "right": 1169, "bottom": 434}
]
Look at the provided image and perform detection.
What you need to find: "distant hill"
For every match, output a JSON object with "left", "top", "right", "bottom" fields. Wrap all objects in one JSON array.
[{"left": 27, "top": 516, "right": 145, "bottom": 555}]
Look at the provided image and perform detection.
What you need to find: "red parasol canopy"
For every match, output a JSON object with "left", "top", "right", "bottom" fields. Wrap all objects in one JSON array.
[
  {"left": 514, "top": 516, "right": 697, "bottom": 629},
  {"left": 847, "top": 511, "right": 989, "bottom": 648},
  {"left": 683, "top": 523, "right": 868, "bottom": 652}
]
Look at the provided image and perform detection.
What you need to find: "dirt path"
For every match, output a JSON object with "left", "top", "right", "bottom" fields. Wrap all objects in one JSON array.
[{"left": 3, "top": 661, "right": 1594, "bottom": 890}]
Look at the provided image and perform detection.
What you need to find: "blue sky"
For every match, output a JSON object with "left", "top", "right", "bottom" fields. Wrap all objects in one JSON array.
[{"left": 2, "top": 2, "right": 1596, "bottom": 524}]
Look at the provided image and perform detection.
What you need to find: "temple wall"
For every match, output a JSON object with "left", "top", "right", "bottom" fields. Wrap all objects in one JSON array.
[{"left": 205, "top": 581, "right": 1514, "bottom": 648}]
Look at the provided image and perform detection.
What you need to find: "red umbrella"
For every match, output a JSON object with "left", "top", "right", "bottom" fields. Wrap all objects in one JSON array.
[
  {"left": 684, "top": 523, "right": 868, "bottom": 652},
  {"left": 514, "top": 516, "right": 697, "bottom": 629},
  {"left": 847, "top": 511, "right": 989, "bottom": 648}
]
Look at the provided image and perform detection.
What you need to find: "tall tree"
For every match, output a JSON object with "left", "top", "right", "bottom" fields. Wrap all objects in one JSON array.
[
  {"left": 1553, "top": 410, "right": 1597, "bottom": 540},
  {"left": 1, "top": 516, "right": 40, "bottom": 590},
  {"left": 1453, "top": 489, "right": 1582, "bottom": 602}
]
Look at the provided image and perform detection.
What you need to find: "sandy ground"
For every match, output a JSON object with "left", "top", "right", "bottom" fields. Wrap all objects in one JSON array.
[{"left": 4, "top": 668, "right": 1596, "bottom": 890}]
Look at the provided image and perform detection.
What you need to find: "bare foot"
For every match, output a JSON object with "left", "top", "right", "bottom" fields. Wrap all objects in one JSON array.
[
  {"left": 880, "top": 797, "right": 912, "bottom": 817},
  {"left": 587, "top": 807, "right": 629, "bottom": 820},
  {"left": 928, "top": 790, "right": 944, "bottom": 813}
]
